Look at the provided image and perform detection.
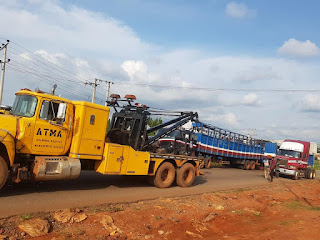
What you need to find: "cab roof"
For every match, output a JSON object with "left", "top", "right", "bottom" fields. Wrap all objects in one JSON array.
[{"left": 16, "top": 89, "right": 72, "bottom": 104}]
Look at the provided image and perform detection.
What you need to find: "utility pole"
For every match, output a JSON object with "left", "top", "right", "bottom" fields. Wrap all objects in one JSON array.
[
  {"left": 92, "top": 78, "right": 97, "bottom": 103},
  {"left": 0, "top": 40, "right": 10, "bottom": 105},
  {"left": 85, "top": 78, "right": 98, "bottom": 103},
  {"left": 105, "top": 81, "right": 113, "bottom": 106}
]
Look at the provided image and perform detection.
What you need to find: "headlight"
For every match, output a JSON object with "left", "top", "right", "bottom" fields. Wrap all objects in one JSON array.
[{"left": 288, "top": 166, "right": 296, "bottom": 170}]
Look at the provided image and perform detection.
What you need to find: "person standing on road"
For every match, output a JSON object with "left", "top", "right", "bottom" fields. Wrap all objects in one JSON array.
[
  {"left": 263, "top": 157, "right": 270, "bottom": 179},
  {"left": 268, "top": 157, "right": 279, "bottom": 182}
]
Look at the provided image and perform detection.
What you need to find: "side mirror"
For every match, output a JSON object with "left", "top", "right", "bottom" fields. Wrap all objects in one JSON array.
[{"left": 57, "top": 103, "right": 66, "bottom": 120}]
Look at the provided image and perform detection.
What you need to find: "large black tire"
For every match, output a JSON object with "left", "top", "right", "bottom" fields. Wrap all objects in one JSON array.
[
  {"left": 305, "top": 168, "right": 312, "bottom": 179},
  {"left": 312, "top": 169, "right": 316, "bottom": 179},
  {"left": 243, "top": 160, "right": 250, "bottom": 170},
  {"left": 154, "top": 162, "right": 175, "bottom": 188},
  {"left": 199, "top": 156, "right": 205, "bottom": 169},
  {"left": 249, "top": 161, "right": 256, "bottom": 170},
  {"left": 204, "top": 157, "right": 212, "bottom": 169},
  {"left": 0, "top": 156, "right": 8, "bottom": 191},
  {"left": 293, "top": 171, "right": 300, "bottom": 180},
  {"left": 176, "top": 163, "right": 195, "bottom": 187}
]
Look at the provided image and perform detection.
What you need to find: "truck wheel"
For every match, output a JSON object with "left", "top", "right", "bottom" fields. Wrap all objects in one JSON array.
[
  {"left": 250, "top": 161, "right": 256, "bottom": 170},
  {"left": 243, "top": 160, "right": 250, "bottom": 170},
  {"left": 204, "top": 157, "right": 212, "bottom": 169},
  {"left": 199, "top": 156, "right": 205, "bottom": 169},
  {"left": 0, "top": 156, "right": 8, "bottom": 190},
  {"left": 176, "top": 163, "right": 195, "bottom": 187},
  {"left": 154, "top": 162, "right": 175, "bottom": 188},
  {"left": 305, "top": 168, "right": 311, "bottom": 179},
  {"left": 293, "top": 171, "right": 300, "bottom": 180},
  {"left": 312, "top": 169, "right": 316, "bottom": 179}
]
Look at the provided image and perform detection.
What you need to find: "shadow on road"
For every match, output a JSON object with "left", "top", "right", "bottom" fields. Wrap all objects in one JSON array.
[{"left": 0, "top": 170, "right": 208, "bottom": 197}]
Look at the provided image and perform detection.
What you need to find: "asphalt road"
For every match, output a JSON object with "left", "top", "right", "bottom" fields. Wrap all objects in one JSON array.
[{"left": 0, "top": 167, "right": 317, "bottom": 218}]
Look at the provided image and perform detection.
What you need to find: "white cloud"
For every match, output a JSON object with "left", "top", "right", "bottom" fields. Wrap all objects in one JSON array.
[
  {"left": 225, "top": 2, "right": 257, "bottom": 19},
  {"left": 34, "top": 50, "right": 67, "bottom": 65},
  {"left": 204, "top": 112, "right": 239, "bottom": 127},
  {"left": 278, "top": 38, "right": 320, "bottom": 57},
  {"left": 217, "top": 93, "right": 261, "bottom": 106},
  {"left": 121, "top": 60, "right": 148, "bottom": 80},
  {"left": 241, "top": 93, "right": 261, "bottom": 105},
  {"left": 300, "top": 94, "right": 320, "bottom": 111},
  {"left": 0, "top": 0, "right": 151, "bottom": 59}
]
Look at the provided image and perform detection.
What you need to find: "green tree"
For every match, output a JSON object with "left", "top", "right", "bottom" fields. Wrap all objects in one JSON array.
[{"left": 147, "top": 117, "right": 163, "bottom": 136}]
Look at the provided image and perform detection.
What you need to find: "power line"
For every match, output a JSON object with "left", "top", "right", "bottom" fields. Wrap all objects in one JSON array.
[
  {"left": 7, "top": 64, "right": 96, "bottom": 100},
  {"left": 8, "top": 47, "right": 85, "bottom": 85},
  {"left": 7, "top": 65, "right": 90, "bottom": 101},
  {"left": 6, "top": 44, "right": 107, "bottom": 101},
  {"left": 99, "top": 79, "right": 320, "bottom": 93},
  {"left": 7, "top": 64, "right": 106, "bottom": 103},
  {"left": 8, "top": 62, "right": 93, "bottom": 99},
  {"left": 6, "top": 40, "right": 91, "bottom": 83}
]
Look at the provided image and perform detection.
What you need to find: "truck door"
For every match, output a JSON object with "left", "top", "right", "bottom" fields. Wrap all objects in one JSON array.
[
  {"left": 32, "top": 99, "right": 71, "bottom": 155},
  {"left": 105, "top": 145, "right": 124, "bottom": 173}
]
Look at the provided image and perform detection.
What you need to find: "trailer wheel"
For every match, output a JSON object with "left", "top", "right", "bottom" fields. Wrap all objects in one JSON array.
[
  {"left": 293, "top": 171, "right": 300, "bottom": 180},
  {"left": 311, "top": 169, "right": 316, "bottom": 179},
  {"left": 154, "top": 162, "right": 175, "bottom": 188},
  {"left": 204, "top": 157, "right": 212, "bottom": 169},
  {"left": 249, "top": 161, "right": 256, "bottom": 170},
  {"left": 176, "top": 163, "right": 195, "bottom": 187},
  {"left": 199, "top": 156, "right": 205, "bottom": 169},
  {"left": 305, "top": 168, "right": 312, "bottom": 179},
  {"left": 243, "top": 160, "right": 250, "bottom": 170},
  {"left": 0, "top": 156, "right": 8, "bottom": 191}
]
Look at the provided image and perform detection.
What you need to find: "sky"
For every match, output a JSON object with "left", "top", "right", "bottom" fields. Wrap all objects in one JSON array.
[{"left": 1, "top": 0, "right": 320, "bottom": 142}]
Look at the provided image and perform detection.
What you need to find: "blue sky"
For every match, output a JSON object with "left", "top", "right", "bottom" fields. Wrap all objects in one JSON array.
[
  {"left": 1, "top": 0, "right": 320, "bottom": 142},
  {"left": 63, "top": 0, "right": 320, "bottom": 54}
]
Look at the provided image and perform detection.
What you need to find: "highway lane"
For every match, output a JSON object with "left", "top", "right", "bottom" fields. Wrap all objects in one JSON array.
[{"left": 0, "top": 167, "right": 315, "bottom": 218}]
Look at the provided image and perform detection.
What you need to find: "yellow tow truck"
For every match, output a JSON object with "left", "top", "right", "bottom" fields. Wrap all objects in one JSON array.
[{"left": 0, "top": 88, "right": 202, "bottom": 191}]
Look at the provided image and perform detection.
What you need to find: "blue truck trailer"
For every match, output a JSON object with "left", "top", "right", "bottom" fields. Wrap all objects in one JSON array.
[{"left": 192, "top": 122, "right": 277, "bottom": 169}]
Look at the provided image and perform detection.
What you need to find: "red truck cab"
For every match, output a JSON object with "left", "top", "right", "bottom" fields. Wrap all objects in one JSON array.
[{"left": 277, "top": 139, "right": 316, "bottom": 180}]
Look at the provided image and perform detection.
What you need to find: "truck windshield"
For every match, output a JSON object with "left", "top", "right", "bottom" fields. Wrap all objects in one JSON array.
[
  {"left": 11, "top": 95, "right": 38, "bottom": 117},
  {"left": 278, "top": 149, "right": 301, "bottom": 158},
  {"left": 156, "top": 128, "right": 180, "bottom": 138}
]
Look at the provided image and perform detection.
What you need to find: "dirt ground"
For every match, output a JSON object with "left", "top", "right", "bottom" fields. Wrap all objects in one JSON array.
[{"left": 0, "top": 179, "right": 319, "bottom": 240}]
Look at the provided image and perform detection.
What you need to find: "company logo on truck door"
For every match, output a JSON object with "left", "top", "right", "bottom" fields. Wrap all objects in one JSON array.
[{"left": 36, "top": 128, "right": 62, "bottom": 138}]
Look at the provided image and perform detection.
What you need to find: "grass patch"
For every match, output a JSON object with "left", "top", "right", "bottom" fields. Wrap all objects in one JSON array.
[
  {"left": 310, "top": 206, "right": 320, "bottom": 211},
  {"left": 278, "top": 219, "right": 299, "bottom": 226},
  {"left": 313, "top": 160, "right": 320, "bottom": 170},
  {"left": 92, "top": 208, "right": 102, "bottom": 213},
  {"left": 20, "top": 214, "right": 33, "bottom": 220},
  {"left": 253, "top": 212, "right": 263, "bottom": 217},
  {"left": 152, "top": 215, "right": 162, "bottom": 220},
  {"left": 285, "top": 200, "right": 306, "bottom": 210},
  {"left": 284, "top": 200, "right": 320, "bottom": 212},
  {"left": 232, "top": 210, "right": 243, "bottom": 215},
  {"left": 106, "top": 206, "right": 123, "bottom": 213}
]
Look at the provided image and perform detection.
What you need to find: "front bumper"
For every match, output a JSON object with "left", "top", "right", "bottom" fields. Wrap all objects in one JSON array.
[{"left": 279, "top": 168, "right": 295, "bottom": 176}]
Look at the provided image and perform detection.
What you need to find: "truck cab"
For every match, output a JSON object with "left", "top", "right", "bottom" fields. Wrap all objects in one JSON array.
[
  {"left": 156, "top": 128, "right": 197, "bottom": 155},
  {"left": 277, "top": 140, "right": 316, "bottom": 180},
  {"left": 0, "top": 89, "right": 73, "bottom": 165}
]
